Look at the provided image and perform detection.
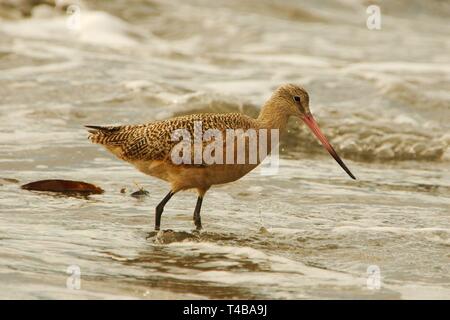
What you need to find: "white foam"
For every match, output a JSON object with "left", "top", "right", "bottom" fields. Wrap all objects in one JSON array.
[
  {"left": 76, "top": 11, "right": 138, "bottom": 47},
  {"left": 0, "top": 10, "right": 138, "bottom": 48},
  {"left": 332, "top": 226, "right": 450, "bottom": 236},
  {"left": 166, "top": 242, "right": 362, "bottom": 285},
  {"left": 343, "top": 62, "right": 450, "bottom": 74}
]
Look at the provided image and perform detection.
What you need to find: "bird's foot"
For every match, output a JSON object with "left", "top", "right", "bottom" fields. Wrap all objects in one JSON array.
[
  {"left": 145, "top": 231, "right": 158, "bottom": 240},
  {"left": 146, "top": 229, "right": 174, "bottom": 240},
  {"left": 193, "top": 220, "right": 202, "bottom": 232},
  {"left": 152, "top": 229, "right": 198, "bottom": 244}
]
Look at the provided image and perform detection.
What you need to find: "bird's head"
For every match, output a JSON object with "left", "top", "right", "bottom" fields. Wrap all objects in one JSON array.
[
  {"left": 272, "top": 84, "right": 356, "bottom": 180},
  {"left": 272, "top": 83, "right": 311, "bottom": 118}
]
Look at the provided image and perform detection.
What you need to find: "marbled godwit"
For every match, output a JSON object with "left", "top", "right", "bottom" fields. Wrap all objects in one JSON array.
[{"left": 86, "top": 84, "right": 355, "bottom": 232}]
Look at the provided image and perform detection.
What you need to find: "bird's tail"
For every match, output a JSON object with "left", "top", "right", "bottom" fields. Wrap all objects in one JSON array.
[{"left": 85, "top": 125, "right": 125, "bottom": 145}]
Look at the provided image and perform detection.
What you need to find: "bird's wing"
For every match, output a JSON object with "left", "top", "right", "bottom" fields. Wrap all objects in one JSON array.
[
  {"left": 86, "top": 113, "right": 256, "bottom": 164},
  {"left": 87, "top": 122, "right": 167, "bottom": 161}
]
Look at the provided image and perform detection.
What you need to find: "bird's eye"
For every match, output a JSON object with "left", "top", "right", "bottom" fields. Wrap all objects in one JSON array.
[{"left": 293, "top": 96, "right": 301, "bottom": 103}]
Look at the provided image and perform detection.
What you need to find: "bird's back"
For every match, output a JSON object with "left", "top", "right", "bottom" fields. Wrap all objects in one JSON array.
[{"left": 87, "top": 112, "right": 256, "bottom": 163}]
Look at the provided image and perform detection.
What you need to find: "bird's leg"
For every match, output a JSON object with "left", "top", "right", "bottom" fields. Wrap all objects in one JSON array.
[
  {"left": 155, "top": 191, "right": 174, "bottom": 231},
  {"left": 193, "top": 196, "right": 203, "bottom": 230}
]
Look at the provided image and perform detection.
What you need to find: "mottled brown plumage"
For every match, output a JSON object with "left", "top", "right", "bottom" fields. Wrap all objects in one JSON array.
[
  {"left": 88, "top": 113, "right": 256, "bottom": 162},
  {"left": 86, "top": 84, "right": 355, "bottom": 233}
]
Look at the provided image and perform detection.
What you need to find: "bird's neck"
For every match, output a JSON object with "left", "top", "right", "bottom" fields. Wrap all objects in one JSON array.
[{"left": 256, "top": 101, "right": 290, "bottom": 130}]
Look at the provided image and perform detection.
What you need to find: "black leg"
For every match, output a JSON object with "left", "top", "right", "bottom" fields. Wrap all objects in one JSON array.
[
  {"left": 193, "top": 196, "right": 203, "bottom": 230},
  {"left": 155, "top": 191, "right": 174, "bottom": 231}
]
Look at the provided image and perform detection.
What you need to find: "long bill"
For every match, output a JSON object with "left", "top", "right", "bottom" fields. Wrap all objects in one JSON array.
[{"left": 301, "top": 113, "right": 356, "bottom": 180}]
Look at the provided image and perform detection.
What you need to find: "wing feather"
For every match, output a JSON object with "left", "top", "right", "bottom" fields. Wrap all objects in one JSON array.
[{"left": 86, "top": 113, "right": 256, "bottom": 163}]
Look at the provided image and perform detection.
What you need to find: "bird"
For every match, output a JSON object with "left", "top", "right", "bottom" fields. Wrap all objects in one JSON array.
[{"left": 86, "top": 84, "right": 356, "bottom": 233}]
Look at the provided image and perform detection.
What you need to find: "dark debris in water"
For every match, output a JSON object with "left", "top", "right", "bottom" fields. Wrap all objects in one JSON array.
[
  {"left": 131, "top": 188, "right": 150, "bottom": 198},
  {"left": 21, "top": 179, "right": 104, "bottom": 195}
]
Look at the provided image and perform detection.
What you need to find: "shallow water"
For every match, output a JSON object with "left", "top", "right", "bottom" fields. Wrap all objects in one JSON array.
[{"left": 0, "top": 0, "right": 449, "bottom": 299}]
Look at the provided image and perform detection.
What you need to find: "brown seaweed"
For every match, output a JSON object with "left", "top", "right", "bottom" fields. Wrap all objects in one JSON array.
[{"left": 21, "top": 179, "right": 104, "bottom": 195}]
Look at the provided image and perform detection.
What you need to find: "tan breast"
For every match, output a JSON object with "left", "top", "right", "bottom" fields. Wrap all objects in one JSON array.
[{"left": 134, "top": 160, "right": 259, "bottom": 192}]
